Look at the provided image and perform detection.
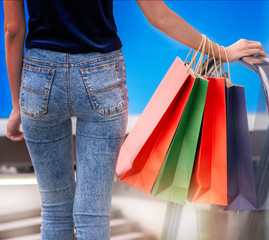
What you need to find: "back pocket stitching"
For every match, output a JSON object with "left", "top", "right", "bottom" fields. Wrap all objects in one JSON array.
[
  {"left": 80, "top": 61, "right": 126, "bottom": 116},
  {"left": 21, "top": 65, "right": 55, "bottom": 118},
  {"left": 81, "top": 61, "right": 118, "bottom": 73},
  {"left": 22, "top": 86, "right": 49, "bottom": 95},
  {"left": 88, "top": 82, "right": 122, "bottom": 94}
]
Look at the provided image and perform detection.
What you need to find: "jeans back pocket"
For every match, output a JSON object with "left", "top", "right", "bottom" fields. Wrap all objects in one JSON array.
[
  {"left": 80, "top": 61, "right": 127, "bottom": 116},
  {"left": 20, "top": 64, "right": 55, "bottom": 118}
]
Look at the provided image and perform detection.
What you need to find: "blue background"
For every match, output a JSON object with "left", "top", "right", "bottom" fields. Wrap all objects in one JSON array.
[{"left": 1, "top": 1, "right": 268, "bottom": 118}]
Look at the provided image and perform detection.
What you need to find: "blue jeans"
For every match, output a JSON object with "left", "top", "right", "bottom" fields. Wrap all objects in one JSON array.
[{"left": 19, "top": 48, "right": 129, "bottom": 240}]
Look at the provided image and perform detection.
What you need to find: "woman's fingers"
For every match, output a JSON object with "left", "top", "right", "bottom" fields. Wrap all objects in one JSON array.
[
  {"left": 240, "top": 39, "right": 267, "bottom": 56},
  {"left": 7, "top": 128, "right": 24, "bottom": 141},
  {"left": 7, "top": 131, "right": 24, "bottom": 141},
  {"left": 226, "top": 39, "right": 268, "bottom": 62},
  {"left": 247, "top": 42, "right": 267, "bottom": 56},
  {"left": 247, "top": 48, "right": 268, "bottom": 57},
  {"left": 241, "top": 55, "right": 266, "bottom": 67},
  {"left": 240, "top": 56, "right": 255, "bottom": 67},
  {"left": 6, "top": 109, "right": 24, "bottom": 142}
]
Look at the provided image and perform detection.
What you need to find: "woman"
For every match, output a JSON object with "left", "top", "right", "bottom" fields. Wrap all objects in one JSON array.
[{"left": 4, "top": 0, "right": 267, "bottom": 239}]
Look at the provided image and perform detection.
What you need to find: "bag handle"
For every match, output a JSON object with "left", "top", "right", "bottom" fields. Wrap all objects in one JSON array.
[
  {"left": 217, "top": 44, "right": 224, "bottom": 76},
  {"left": 199, "top": 37, "right": 219, "bottom": 77},
  {"left": 208, "top": 38, "right": 219, "bottom": 77},
  {"left": 204, "top": 37, "right": 212, "bottom": 77},
  {"left": 189, "top": 35, "right": 209, "bottom": 78},
  {"left": 221, "top": 46, "right": 231, "bottom": 85},
  {"left": 184, "top": 34, "right": 205, "bottom": 66},
  {"left": 185, "top": 34, "right": 206, "bottom": 72},
  {"left": 195, "top": 36, "right": 207, "bottom": 74},
  {"left": 192, "top": 37, "right": 230, "bottom": 81},
  {"left": 216, "top": 44, "right": 228, "bottom": 78}
]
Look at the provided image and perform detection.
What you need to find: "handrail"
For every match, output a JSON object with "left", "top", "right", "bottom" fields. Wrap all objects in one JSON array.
[
  {"left": 237, "top": 58, "right": 269, "bottom": 113},
  {"left": 236, "top": 58, "right": 269, "bottom": 74}
]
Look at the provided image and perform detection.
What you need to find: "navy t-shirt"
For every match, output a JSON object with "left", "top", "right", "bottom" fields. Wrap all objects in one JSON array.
[{"left": 25, "top": 0, "right": 122, "bottom": 53}]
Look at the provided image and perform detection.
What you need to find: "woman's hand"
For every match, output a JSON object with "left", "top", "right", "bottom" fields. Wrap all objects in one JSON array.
[
  {"left": 7, "top": 108, "right": 24, "bottom": 141},
  {"left": 225, "top": 39, "right": 268, "bottom": 64}
]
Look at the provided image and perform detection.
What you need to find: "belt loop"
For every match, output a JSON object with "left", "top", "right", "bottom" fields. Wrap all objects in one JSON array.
[{"left": 66, "top": 53, "right": 68, "bottom": 66}]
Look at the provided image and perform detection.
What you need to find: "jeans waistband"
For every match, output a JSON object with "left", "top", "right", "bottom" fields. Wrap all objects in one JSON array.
[{"left": 24, "top": 48, "right": 123, "bottom": 67}]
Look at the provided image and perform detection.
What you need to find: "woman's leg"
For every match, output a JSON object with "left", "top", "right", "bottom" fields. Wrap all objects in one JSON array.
[
  {"left": 69, "top": 49, "right": 129, "bottom": 239},
  {"left": 20, "top": 48, "right": 76, "bottom": 239},
  {"left": 21, "top": 116, "right": 76, "bottom": 239},
  {"left": 73, "top": 111, "right": 128, "bottom": 239}
]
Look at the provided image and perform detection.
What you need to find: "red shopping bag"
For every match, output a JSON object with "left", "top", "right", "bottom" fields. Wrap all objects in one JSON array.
[
  {"left": 187, "top": 75, "right": 227, "bottom": 205},
  {"left": 116, "top": 57, "right": 195, "bottom": 194}
]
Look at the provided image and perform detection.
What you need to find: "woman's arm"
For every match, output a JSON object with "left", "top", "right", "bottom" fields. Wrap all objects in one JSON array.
[
  {"left": 4, "top": 0, "right": 26, "bottom": 110},
  {"left": 4, "top": 0, "right": 26, "bottom": 141},
  {"left": 136, "top": 0, "right": 267, "bottom": 64}
]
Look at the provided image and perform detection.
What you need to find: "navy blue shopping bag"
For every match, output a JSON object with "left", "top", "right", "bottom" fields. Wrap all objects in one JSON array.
[{"left": 225, "top": 84, "right": 257, "bottom": 211}]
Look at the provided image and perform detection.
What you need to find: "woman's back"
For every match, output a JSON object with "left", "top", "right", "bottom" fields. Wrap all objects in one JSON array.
[{"left": 25, "top": 0, "right": 122, "bottom": 53}]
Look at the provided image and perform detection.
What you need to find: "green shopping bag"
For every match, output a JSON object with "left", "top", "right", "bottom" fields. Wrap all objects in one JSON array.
[{"left": 151, "top": 77, "right": 208, "bottom": 204}]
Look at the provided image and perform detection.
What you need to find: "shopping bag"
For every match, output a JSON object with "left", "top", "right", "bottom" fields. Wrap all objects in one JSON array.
[
  {"left": 225, "top": 84, "right": 257, "bottom": 210},
  {"left": 116, "top": 57, "right": 196, "bottom": 194},
  {"left": 150, "top": 77, "right": 208, "bottom": 204},
  {"left": 187, "top": 76, "right": 228, "bottom": 206}
]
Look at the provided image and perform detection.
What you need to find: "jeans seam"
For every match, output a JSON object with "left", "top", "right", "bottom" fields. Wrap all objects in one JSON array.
[
  {"left": 39, "top": 184, "right": 75, "bottom": 193},
  {"left": 73, "top": 212, "right": 110, "bottom": 217},
  {"left": 24, "top": 133, "right": 72, "bottom": 143},
  {"left": 23, "top": 64, "right": 55, "bottom": 73},
  {"left": 65, "top": 53, "right": 73, "bottom": 117},
  {"left": 23, "top": 50, "right": 123, "bottom": 67},
  {"left": 75, "top": 115, "right": 127, "bottom": 123},
  {"left": 40, "top": 227, "right": 74, "bottom": 231},
  {"left": 76, "top": 133, "right": 125, "bottom": 139}
]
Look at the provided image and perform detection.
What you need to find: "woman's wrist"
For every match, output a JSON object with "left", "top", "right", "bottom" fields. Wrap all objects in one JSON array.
[
  {"left": 220, "top": 46, "right": 229, "bottom": 62},
  {"left": 12, "top": 103, "right": 20, "bottom": 112},
  {"left": 210, "top": 41, "right": 227, "bottom": 62},
  {"left": 200, "top": 37, "right": 226, "bottom": 63}
]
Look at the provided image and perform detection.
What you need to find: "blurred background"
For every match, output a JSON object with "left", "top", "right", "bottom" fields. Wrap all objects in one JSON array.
[{"left": 0, "top": 1, "right": 269, "bottom": 239}]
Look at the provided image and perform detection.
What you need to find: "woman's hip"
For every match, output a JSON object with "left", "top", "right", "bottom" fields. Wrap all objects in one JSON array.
[{"left": 20, "top": 47, "right": 129, "bottom": 121}]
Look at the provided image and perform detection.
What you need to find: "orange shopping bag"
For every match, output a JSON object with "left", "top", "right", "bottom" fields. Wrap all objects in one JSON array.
[
  {"left": 116, "top": 57, "right": 195, "bottom": 194},
  {"left": 188, "top": 44, "right": 227, "bottom": 205}
]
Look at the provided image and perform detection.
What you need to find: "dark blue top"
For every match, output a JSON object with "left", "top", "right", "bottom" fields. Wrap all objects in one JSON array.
[{"left": 25, "top": 0, "right": 122, "bottom": 53}]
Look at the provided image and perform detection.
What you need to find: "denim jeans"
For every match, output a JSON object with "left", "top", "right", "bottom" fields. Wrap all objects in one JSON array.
[{"left": 19, "top": 48, "right": 129, "bottom": 240}]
